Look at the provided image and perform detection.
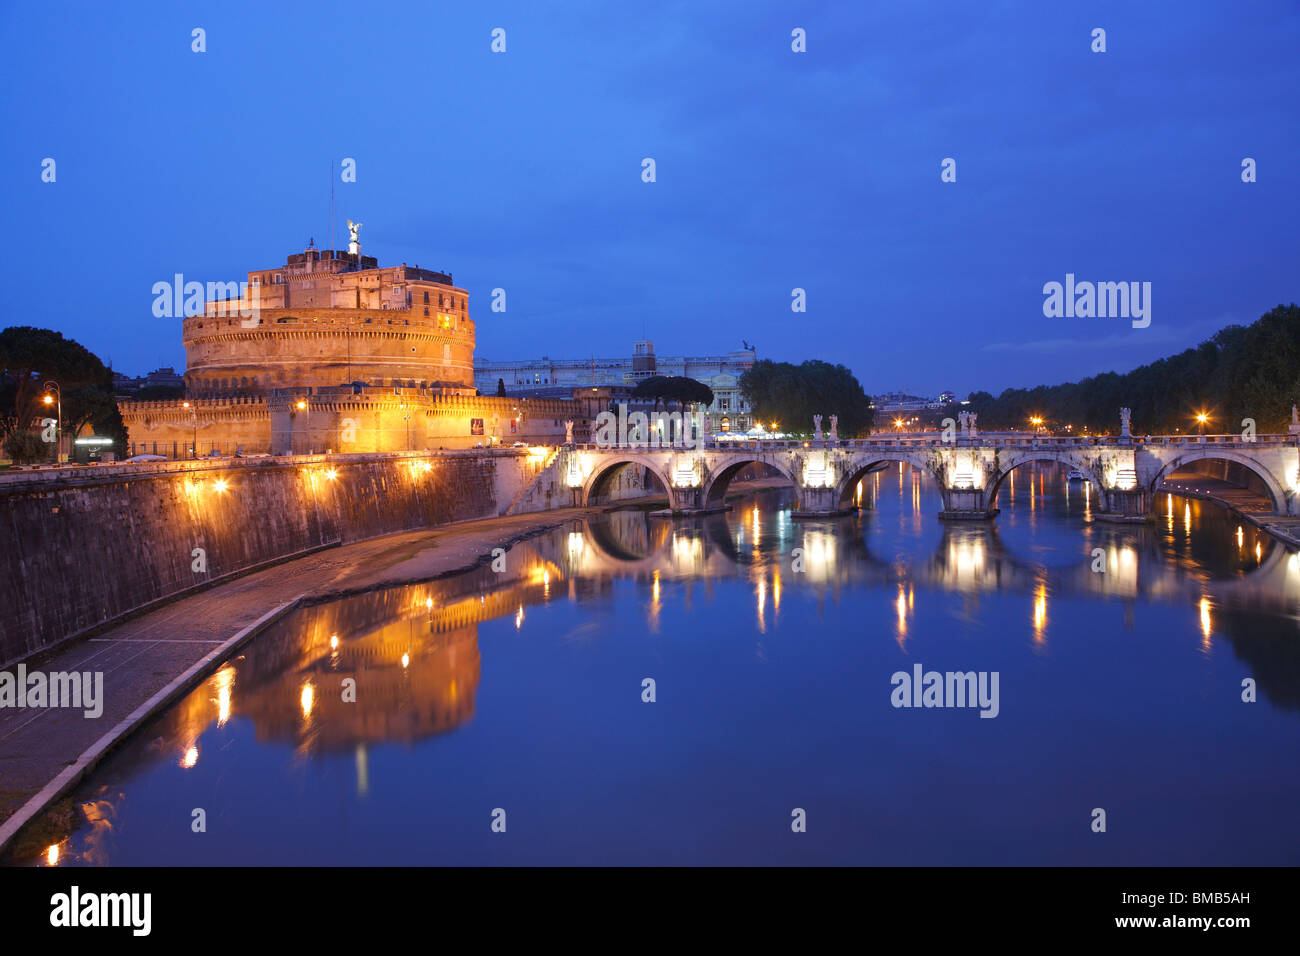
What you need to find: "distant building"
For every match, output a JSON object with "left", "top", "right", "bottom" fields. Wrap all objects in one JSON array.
[
  {"left": 114, "top": 367, "right": 184, "bottom": 395},
  {"left": 873, "top": 391, "right": 934, "bottom": 412},
  {"left": 477, "top": 340, "right": 758, "bottom": 433}
]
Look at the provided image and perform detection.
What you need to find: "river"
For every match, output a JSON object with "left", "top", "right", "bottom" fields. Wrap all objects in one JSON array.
[{"left": 11, "top": 463, "right": 1300, "bottom": 865}]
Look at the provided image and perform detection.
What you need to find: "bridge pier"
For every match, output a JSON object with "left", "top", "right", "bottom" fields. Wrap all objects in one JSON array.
[
  {"left": 1094, "top": 488, "right": 1152, "bottom": 523},
  {"left": 791, "top": 486, "right": 855, "bottom": 519},
  {"left": 938, "top": 486, "right": 999, "bottom": 521},
  {"left": 654, "top": 484, "right": 728, "bottom": 517}
]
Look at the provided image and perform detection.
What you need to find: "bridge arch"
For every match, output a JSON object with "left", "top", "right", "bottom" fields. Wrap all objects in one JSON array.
[
  {"left": 700, "top": 454, "right": 799, "bottom": 508},
  {"left": 987, "top": 452, "right": 1109, "bottom": 512},
  {"left": 581, "top": 454, "right": 674, "bottom": 507},
  {"left": 834, "top": 454, "right": 940, "bottom": 508},
  {"left": 1149, "top": 448, "right": 1288, "bottom": 513},
  {"left": 581, "top": 512, "right": 673, "bottom": 563}
]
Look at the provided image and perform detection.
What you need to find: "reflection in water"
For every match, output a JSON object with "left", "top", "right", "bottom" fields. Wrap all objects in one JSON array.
[
  {"left": 13, "top": 462, "right": 1300, "bottom": 867},
  {"left": 1032, "top": 580, "right": 1047, "bottom": 645}
]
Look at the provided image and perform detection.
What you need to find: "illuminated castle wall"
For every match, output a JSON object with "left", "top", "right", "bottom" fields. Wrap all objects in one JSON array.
[{"left": 120, "top": 243, "right": 576, "bottom": 454}]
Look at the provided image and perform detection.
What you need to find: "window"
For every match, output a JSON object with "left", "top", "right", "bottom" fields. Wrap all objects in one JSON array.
[{"left": 423, "top": 291, "right": 429, "bottom": 304}]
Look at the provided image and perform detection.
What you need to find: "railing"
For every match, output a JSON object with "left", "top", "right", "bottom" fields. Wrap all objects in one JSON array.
[
  {"left": 569, "top": 433, "right": 1298, "bottom": 453},
  {"left": 0, "top": 446, "right": 538, "bottom": 487}
]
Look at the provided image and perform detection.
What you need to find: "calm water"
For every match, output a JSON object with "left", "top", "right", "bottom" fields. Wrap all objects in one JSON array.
[{"left": 13, "top": 464, "right": 1300, "bottom": 865}]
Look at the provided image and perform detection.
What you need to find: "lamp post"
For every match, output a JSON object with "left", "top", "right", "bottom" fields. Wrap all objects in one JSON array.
[
  {"left": 181, "top": 401, "right": 199, "bottom": 458},
  {"left": 296, "top": 399, "right": 309, "bottom": 454},
  {"left": 400, "top": 403, "right": 411, "bottom": 450},
  {"left": 41, "top": 381, "right": 61, "bottom": 463},
  {"left": 1195, "top": 412, "right": 1209, "bottom": 437}
]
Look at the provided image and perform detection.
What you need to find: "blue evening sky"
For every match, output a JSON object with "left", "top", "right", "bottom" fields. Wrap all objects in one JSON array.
[{"left": 2, "top": 1, "right": 1296, "bottom": 397}]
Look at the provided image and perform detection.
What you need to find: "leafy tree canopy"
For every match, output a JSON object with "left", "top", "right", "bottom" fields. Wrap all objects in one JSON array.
[
  {"left": 0, "top": 326, "right": 127, "bottom": 453},
  {"left": 963, "top": 304, "right": 1300, "bottom": 434},
  {"left": 739, "top": 359, "right": 873, "bottom": 437},
  {"left": 632, "top": 375, "right": 715, "bottom": 408}
]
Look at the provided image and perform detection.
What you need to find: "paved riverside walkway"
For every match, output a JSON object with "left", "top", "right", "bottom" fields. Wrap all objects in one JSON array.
[
  {"left": 1159, "top": 476, "right": 1300, "bottom": 547},
  {"left": 0, "top": 504, "right": 608, "bottom": 847}
]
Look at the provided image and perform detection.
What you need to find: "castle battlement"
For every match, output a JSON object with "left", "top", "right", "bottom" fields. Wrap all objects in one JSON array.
[{"left": 124, "top": 237, "right": 578, "bottom": 458}]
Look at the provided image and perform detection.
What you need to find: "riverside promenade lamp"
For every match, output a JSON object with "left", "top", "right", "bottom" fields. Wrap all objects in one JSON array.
[
  {"left": 182, "top": 401, "right": 197, "bottom": 459},
  {"left": 41, "top": 381, "right": 61, "bottom": 462},
  {"left": 294, "top": 399, "right": 311, "bottom": 454}
]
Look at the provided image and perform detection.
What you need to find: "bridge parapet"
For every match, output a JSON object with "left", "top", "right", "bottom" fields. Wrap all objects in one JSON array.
[{"left": 560, "top": 436, "right": 1300, "bottom": 520}]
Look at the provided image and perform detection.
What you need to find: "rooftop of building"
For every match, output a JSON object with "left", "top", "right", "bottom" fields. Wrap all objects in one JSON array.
[{"left": 256, "top": 242, "right": 457, "bottom": 287}]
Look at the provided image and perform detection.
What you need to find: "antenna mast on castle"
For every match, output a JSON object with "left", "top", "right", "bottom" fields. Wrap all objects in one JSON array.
[{"left": 329, "top": 160, "right": 335, "bottom": 263}]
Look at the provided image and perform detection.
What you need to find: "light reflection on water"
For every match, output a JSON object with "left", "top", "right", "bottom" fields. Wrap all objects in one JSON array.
[{"left": 14, "top": 463, "right": 1300, "bottom": 866}]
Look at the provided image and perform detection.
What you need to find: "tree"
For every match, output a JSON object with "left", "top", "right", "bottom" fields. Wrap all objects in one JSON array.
[
  {"left": 3, "top": 431, "right": 46, "bottom": 464},
  {"left": 496, "top": 378, "right": 507, "bottom": 397},
  {"left": 64, "top": 384, "right": 128, "bottom": 448},
  {"left": 632, "top": 375, "right": 714, "bottom": 411},
  {"left": 0, "top": 327, "right": 127, "bottom": 456},
  {"left": 739, "top": 359, "right": 873, "bottom": 437},
  {"left": 958, "top": 304, "right": 1300, "bottom": 433}
]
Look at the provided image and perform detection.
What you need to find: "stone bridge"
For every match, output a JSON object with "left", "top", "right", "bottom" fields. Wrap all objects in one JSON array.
[{"left": 538, "top": 433, "right": 1300, "bottom": 520}]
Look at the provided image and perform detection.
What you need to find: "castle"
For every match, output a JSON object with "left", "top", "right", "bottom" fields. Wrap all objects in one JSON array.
[{"left": 120, "top": 238, "right": 577, "bottom": 456}]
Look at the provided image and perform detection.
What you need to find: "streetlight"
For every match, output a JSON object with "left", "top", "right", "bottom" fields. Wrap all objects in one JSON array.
[
  {"left": 1195, "top": 411, "right": 1209, "bottom": 436},
  {"left": 182, "top": 400, "right": 197, "bottom": 459},
  {"left": 292, "top": 399, "right": 311, "bottom": 455},
  {"left": 1030, "top": 415, "right": 1043, "bottom": 434},
  {"left": 41, "top": 381, "right": 61, "bottom": 463},
  {"left": 399, "top": 403, "right": 411, "bottom": 450}
]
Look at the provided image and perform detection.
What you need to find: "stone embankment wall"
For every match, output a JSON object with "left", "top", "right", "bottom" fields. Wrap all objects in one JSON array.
[{"left": 0, "top": 449, "right": 579, "bottom": 667}]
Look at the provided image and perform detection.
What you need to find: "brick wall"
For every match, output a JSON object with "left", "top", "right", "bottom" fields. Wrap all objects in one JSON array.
[{"left": 0, "top": 450, "right": 567, "bottom": 666}]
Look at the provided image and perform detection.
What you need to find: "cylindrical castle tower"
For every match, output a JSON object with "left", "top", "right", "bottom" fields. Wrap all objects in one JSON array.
[{"left": 182, "top": 243, "right": 476, "bottom": 397}]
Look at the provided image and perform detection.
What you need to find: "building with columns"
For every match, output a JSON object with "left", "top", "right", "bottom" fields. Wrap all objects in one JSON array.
[{"left": 476, "top": 339, "right": 759, "bottom": 434}]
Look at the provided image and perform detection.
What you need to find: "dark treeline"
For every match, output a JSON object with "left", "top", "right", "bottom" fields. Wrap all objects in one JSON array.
[
  {"left": 959, "top": 304, "right": 1300, "bottom": 435},
  {"left": 740, "top": 359, "right": 874, "bottom": 437}
]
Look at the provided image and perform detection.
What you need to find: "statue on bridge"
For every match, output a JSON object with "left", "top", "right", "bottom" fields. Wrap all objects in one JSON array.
[
  {"left": 969, "top": 412, "right": 977, "bottom": 437},
  {"left": 829, "top": 415, "right": 838, "bottom": 441},
  {"left": 1290, "top": 405, "right": 1300, "bottom": 436},
  {"left": 1120, "top": 407, "right": 1132, "bottom": 438},
  {"left": 813, "top": 415, "right": 823, "bottom": 442},
  {"left": 564, "top": 420, "right": 574, "bottom": 445}
]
